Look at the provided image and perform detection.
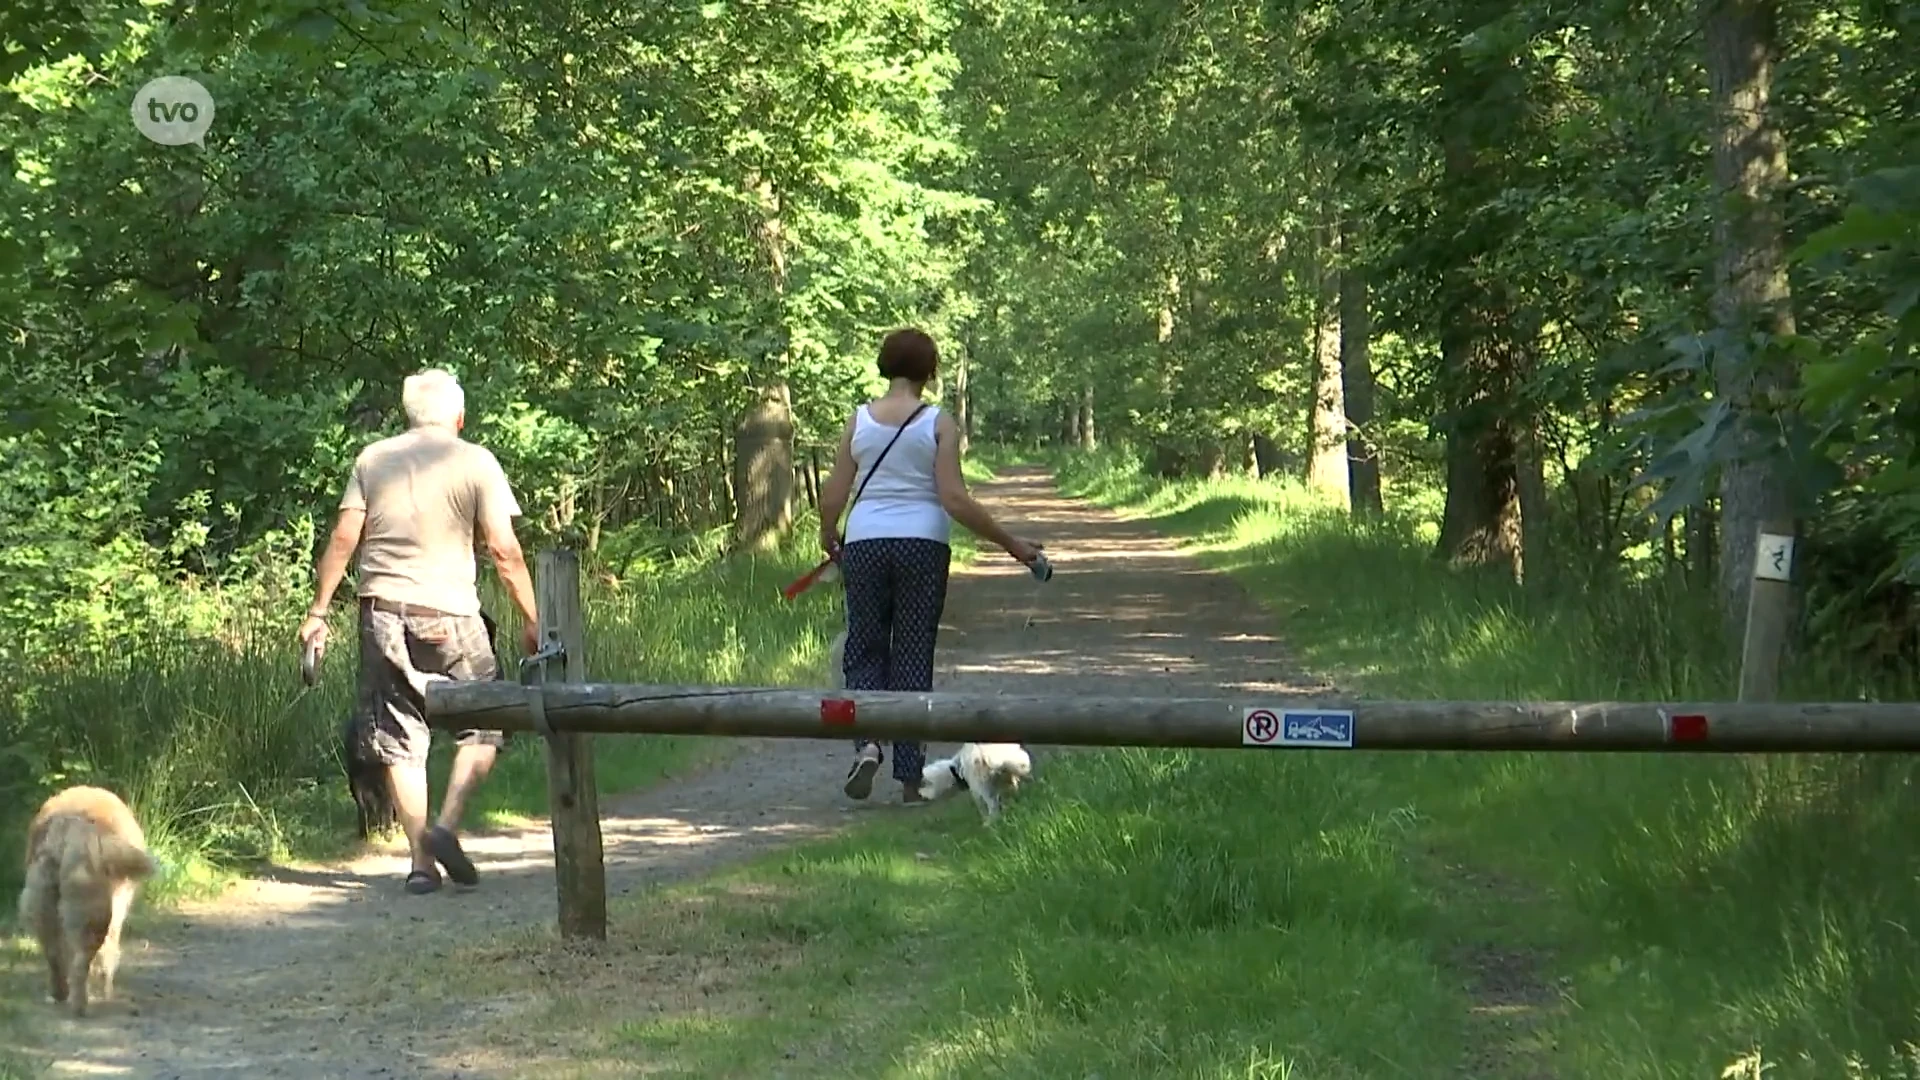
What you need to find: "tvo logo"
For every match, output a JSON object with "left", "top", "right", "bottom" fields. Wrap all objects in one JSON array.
[{"left": 132, "top": 76, "right": 215, "bottom": 147}]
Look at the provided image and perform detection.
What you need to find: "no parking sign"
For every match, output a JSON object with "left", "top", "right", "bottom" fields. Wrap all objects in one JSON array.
[{"left": 1242, "top": 706, "right": 1354, "bottom": 749}]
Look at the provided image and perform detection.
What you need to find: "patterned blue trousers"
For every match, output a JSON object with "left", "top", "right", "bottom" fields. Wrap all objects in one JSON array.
[{"left": 840, "top": 537, "right": 950, "bottom": 782}]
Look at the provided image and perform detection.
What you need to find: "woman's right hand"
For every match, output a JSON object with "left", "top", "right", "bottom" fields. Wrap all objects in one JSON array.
[{"left": 1004, "top": 536, "right": 1044, "bottom": 565}]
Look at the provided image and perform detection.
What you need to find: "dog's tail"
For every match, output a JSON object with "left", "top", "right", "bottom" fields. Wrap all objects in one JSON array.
[
  {"left": 918, "top": 759, "right": 961, "bottom": 800},
  {"left": 83, "top": 830, "right": 159, "bottom": 884}
]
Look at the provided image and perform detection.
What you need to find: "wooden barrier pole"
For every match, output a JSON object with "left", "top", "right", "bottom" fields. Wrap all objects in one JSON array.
[
  {"left": 427, "top": 680, "right": 1920, "bottom": 753},
  {"left": 535, "top": 549, "right": 607, "bottom": 940}
]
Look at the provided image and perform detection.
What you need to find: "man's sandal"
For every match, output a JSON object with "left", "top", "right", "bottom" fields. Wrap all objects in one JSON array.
[
  {"left": 427, "top": 825, "right": 479, "bottom": 887},
  {"left": 404, "top": 869, "right": 442, "bottom": 895}
]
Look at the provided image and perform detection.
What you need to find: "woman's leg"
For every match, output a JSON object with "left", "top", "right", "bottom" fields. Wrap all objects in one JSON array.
[
  {"left": 886, "top": 538, "right": 952, "bottom": 788},
  {"left": 838, "top": 540, "right": 893, "bottom": 798}
]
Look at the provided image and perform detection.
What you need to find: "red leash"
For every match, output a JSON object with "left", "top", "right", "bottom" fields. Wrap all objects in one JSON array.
[{"left": 782, "top": 556, "right": 839, "bottom": 601}]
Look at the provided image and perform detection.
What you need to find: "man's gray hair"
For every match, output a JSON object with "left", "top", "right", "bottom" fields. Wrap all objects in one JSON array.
[{"left": 402, "top": 368, "right": 465, "bottom": 428}]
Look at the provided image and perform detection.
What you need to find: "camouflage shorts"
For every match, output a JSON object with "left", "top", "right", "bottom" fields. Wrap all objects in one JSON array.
[{"left": 354, "top": 599, "right": 506, "bottom": 768}]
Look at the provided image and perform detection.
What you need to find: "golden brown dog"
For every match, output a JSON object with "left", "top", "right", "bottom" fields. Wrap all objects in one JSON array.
[{"left": 17, "top": 785, "right": 159, "bottom": 1017}]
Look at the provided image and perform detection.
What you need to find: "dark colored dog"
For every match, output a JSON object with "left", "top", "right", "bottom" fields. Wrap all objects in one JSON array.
[{"left": 340, "top": 610, "right": 503, "bottom": 841}]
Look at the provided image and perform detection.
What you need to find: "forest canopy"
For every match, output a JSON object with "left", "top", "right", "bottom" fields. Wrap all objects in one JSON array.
[{"left": 2, "top": 0, "right": 1915, "bottom": 682}]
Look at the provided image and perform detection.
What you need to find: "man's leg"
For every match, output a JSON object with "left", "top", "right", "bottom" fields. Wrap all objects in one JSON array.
[
  {"left": 385, "top": 761, "right": 438, "bottom": 879},
  {"left": 419, "top": 612, "right": 505, "bottom": 887},
  {"left": 436, "top": 742, "right": 498, "bottom": 831},
  {"left": 358, "top": 603, "right": 443, "bottom": 892}
]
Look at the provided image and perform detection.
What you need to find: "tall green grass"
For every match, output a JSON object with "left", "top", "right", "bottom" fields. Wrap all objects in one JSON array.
[
  {"left": 0, "top": 513, "right": 853, "bottom": 905},
  {"left": 437, "top": 741, "right": 1472, "bottom": 1079},
  {"left": 1051, "top": 447, "right": 1920, "bottom": 1080}
]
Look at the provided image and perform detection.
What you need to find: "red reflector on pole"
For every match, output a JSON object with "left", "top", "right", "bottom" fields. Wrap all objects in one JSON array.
[
  {"left": 1670, "top": 713, "right": 1709, "bottom": 742},
  {"left": 821, "top": 698, "right": 856, "bottom": 725}
]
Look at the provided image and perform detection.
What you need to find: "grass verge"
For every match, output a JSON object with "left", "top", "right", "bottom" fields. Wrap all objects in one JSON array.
[
  {"left": 397, "top": 748, "right": 1473, "bottom": 1079},
  {"left": 1050, "top": 449, "right": 1920, "bottom": 1080}
]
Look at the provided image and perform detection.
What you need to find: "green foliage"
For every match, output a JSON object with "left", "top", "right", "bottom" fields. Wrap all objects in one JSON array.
[
  {"left": 0, "top": 0, "right": 985, "bottom": 665},
  {"left": 953, "top": 0, "right": 1920, "bottom": 662},
  {"left": 1785, "top": 165, "right": 1920, "bottom": 672}
]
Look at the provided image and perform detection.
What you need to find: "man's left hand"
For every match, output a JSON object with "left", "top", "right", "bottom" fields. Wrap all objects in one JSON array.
[
  {"left": 298, "top": 614, "right": 329, "bottom": 650},
  {"left": 520, "top": 621, "right": 540, "bottom": 657}
]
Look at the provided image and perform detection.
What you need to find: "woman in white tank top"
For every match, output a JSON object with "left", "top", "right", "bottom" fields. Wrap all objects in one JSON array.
[{"left": 818, "top": 328, "right": 1044, "bottom": 803}]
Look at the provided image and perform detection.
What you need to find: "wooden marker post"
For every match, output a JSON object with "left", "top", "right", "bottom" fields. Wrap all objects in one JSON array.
[
  {"left": 1737, "top": 517, "right": 1798, "bottom": 703},
  {"left": 535, "top": 549, "right": 607, "bottom": 940}
]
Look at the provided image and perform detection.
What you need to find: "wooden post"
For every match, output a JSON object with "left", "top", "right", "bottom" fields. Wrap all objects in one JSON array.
[
  {"left": 536, "top": 549, "right": 607, "bottom": 940},
  {"left": 1737, "top": 516, "right": 1797, "bottom": 703}
]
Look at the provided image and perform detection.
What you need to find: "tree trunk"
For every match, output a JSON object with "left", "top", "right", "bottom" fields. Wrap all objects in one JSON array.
[
  {"left": 1150, "top": 442, "right": 1184, "bottom": 478},
  {"left": 1194, "top": 442, "right": 1227, "bottom": 480},
  {"left": 1705, "top": 0, "right": 1801, "bottom": 664},
  {"left": 1305, "top": 225, "right": 1350, "bottom": 508},
  {"left": 1515, "top": 423, "right": 1551, "bottom": 589},
  {"left": 1432, "top": 130, "right": 1521, "bottom": 578},
  {"left": 732, "top": 383, "right": 795, "bottom": 551},
  {"left": 1434, "top": 317, "right": 1522, "bottom": 576},
  {"left": 1338, "top": 216, "right": 1382, "bottom": 516},
  {"left": 1078, "top": 383, "right": 1095, "bottom": 450},
  {"left": 953, "top": 331, "right": 972, "bottom": 456},
  {"left": 1688, "top": 499, "right": 1717, "bottom": 586},
  {"left": 1252, "top": 433, "right": 1286, "bottom": 478}
]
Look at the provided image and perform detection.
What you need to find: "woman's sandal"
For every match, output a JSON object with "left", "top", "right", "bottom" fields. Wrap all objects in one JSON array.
[
  {"left": 404, "top": 869, "right": 442, "bottom": 895},
  {"left": 844, "top": 748, "right": 882, "bottom": 800}
]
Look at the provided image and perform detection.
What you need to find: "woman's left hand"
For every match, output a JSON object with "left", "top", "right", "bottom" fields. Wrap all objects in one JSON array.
[{"left": 820, "top": 528, "right": 843, "bottom": 560}]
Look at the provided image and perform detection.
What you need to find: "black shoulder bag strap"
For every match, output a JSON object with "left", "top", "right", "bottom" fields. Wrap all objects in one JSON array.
[{"left": 839, "top": 402, "right": 931, "bottom": 542}]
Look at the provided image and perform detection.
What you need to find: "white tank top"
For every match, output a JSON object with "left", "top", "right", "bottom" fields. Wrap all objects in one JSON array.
[{"left": 843, "top": 403, "right": 950, "bottom": 545}]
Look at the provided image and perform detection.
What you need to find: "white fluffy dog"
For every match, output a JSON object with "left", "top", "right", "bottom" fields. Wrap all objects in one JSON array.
[
  {"left": 918, "top": 743, "right": 1033, "bottom": 821},
  {"left": 827, "top": 623, "right": 1035, "bottom": 821}
]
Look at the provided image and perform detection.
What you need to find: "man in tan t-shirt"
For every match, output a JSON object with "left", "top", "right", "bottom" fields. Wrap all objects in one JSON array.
[{"left": 297, "top": 368, "right": 539, "bottom": 895}]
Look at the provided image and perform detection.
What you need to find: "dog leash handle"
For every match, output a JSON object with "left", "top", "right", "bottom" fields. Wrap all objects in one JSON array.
[
  {"left": 301, "top": 639, "right": 323, "bottom": 687},
  {"left": 518, "top": 632, "right": 567, "bottom": 740}
]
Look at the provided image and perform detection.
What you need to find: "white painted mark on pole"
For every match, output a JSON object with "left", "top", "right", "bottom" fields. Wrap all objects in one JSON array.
[
  {"left": 1280, "top": 709, "right": 1355, "bottom": 748},
  {"left": 1754, "top": 532, "right": 1795, "bottom": 583},
  {"left": 1243, "top": 707, "right": 1281, "bottom": 746}
]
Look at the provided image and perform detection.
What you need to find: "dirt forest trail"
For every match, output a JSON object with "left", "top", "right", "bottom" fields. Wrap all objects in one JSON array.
[{"left": 22, "top": 466, "right": 1332, "bottom": 1080}]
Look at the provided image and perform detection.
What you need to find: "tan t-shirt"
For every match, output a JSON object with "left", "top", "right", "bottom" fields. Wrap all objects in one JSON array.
[{"left": 339, "top": 426, "right": 521, "bottom": 617}]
